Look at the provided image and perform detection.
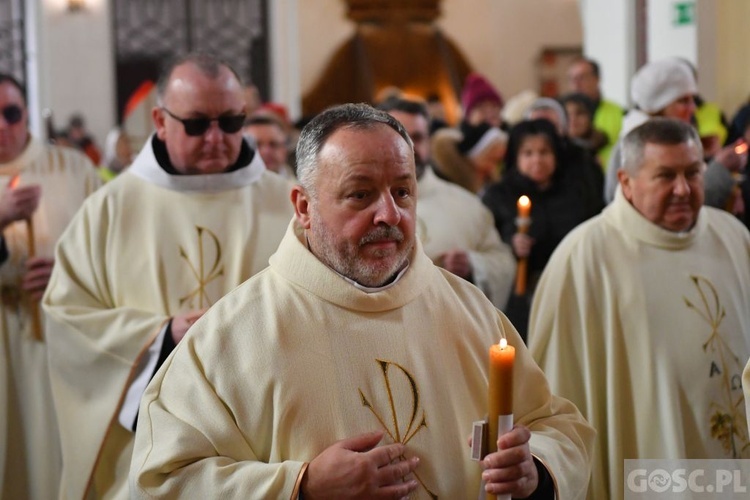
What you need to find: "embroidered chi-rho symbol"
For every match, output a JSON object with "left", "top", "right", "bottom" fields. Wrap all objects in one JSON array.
[
  {"left": 179, "top": 225, "right": 225, "bottom": 308},
  {"left": 359, "top": 359, "right": 437, "bottom": 499}
]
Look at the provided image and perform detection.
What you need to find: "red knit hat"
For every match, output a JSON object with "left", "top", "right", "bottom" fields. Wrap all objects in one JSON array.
[
  {"left": 257, "top": 102, "right": 291, "bottom": 126},
  {"left": 461, "top": 73, "right": 504, "bottom": 116}
]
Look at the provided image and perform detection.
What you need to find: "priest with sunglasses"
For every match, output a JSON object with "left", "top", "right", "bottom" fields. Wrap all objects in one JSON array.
[
  {"left": 0, "top": 72, "right": 100, "bottom": 499},
  {"left": 42, "top": 53, "right": 294, "bottom": 500}
]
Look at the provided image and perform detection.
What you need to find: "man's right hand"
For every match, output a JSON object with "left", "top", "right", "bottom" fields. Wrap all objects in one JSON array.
[
  {"left": 0, "top": 183, "right": 41, "bottom": 230},
  {"left": 301, "top": 430, "right": 420, "bottom": 499},
  {"left": 171, "top": 308, "right": 208, "bottom": 344}
]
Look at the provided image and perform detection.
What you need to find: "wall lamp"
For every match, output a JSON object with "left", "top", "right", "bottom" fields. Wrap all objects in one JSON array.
[{"left": 68, "top": 0, "right": 85, "bottom": 12}]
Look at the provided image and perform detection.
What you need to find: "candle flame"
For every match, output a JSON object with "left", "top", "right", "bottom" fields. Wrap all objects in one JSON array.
[
  {"left": 518, "top": 195, "right": 530, "bottom": 208},
  {"left": 499, "top": 338, "right": 508, "bottom": 349},
  {"left": 8, "top": 175, "right": 19, "bottom": 190},
  {"left": 735, "top": 143, "right": 748, "bottom": 155}
]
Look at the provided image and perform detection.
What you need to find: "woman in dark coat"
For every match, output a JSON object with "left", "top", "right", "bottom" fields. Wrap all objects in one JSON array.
[{"left": 482, "top": 119, "right": 602, "bottom": 340}]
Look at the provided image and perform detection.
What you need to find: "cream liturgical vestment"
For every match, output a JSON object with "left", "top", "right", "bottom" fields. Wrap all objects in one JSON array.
[
  {"left": 43, "top": 137, "right": 293, "bottom": 499},
  {"left": 417, "top": 167, "right": 516, "bottom": 309},
  {"left": 529, "top": 188, "right": 750, "bottom": 500},
  {"left": 0, "top": 137, "right": 98, "bottom": 500},
  {"left": 130, "top": 220, "right": 595, "bottom": 499}
]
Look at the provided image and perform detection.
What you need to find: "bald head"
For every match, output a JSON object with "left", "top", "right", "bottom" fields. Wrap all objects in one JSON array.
[{"left": 152, "top": 53, "right": 247, "bottom": 175}]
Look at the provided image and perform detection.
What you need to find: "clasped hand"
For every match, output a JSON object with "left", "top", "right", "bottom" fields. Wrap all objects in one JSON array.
[{"left": 302, "top": 430, "right": 420, "bottom": 500}]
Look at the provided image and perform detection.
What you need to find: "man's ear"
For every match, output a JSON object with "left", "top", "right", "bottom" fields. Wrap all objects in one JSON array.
[
  {"left": 617, "top": 168, "right": 633, "bottom": 201},
  {"left": 291, "top": 185, "right": 312, "bottom": 229},
  {"left": 152, "top": 106, "right": 167, "bottom": 141}
]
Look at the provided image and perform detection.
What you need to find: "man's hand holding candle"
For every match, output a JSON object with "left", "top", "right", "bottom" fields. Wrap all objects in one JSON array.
[
  {"left": 481, "top": 425, "right": 539, "bottom": 498},
  {"left": 511, "top": 233, "right": 534, "bottom": 259},
  {"left": 0, "top": 179, "right": 40, "bottom": 231},
  {"left": 22, "top": 257, "right": 54, "bottom": 301}
]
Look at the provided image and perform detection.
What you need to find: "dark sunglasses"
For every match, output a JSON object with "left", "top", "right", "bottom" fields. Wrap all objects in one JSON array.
[
  {"left": 1, "top": 105, "right": 23, "bottom": 125},
  {"left": 161, "top": 107, "right": 245, "bottom": 136}
]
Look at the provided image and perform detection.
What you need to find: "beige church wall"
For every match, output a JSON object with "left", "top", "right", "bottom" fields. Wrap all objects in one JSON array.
[
  {"left": 297, "top": 0, "right": 354, "bottom": 103},
  {"left": 297, "top": 0, "right": 583, "bottom": 113},
  {"left": 698, "top": 0, "right": 750, "bottom": 118},
  {"left": 438, "top": 0, "right": 582, "bottom": 101}
]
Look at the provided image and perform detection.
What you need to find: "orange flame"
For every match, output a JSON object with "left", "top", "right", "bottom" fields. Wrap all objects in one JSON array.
[{"left": 8, "top": 175, "right": 20, "bottom": 189}]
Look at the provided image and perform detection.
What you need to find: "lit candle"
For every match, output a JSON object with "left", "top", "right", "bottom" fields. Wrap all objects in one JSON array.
[
  {"left": 9, "top": 175, "right": 41, "bottom": 341},
  {"left": 516, "top": 195, "right": 531, "bottom": 219},
  {"left": 515, "top": 196, "right": 531, "bottom": 296},
  {"left": 725, "top": 144, "right": 746, "bottom": 212},
  {"left": 488, "top": 337, "right": 515, "bottom": 500}
]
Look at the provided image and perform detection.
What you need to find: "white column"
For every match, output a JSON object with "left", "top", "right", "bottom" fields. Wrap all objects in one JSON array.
[
  {"left": 269, "top": 0, "right": 301, "bottom": 121},
  {"left": 35, "top": 0, "right": 116, "bottom": 150},
  {"left": 578, "top": 0, "right": 637, "bottom": 107},
  {"left": 24, "top": 0, "right": 43, "bottom": 138},
  {"left": 647, "top": 0, "right": 697, "bottom": 64}
]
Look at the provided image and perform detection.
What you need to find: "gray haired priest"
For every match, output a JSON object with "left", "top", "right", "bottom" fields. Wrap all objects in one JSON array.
[
  {"left": 129, "top": 103, "right": 594, "bottom": 499},
  {"left": 530, "top": 118, "right": 750, "bottom": 500}
]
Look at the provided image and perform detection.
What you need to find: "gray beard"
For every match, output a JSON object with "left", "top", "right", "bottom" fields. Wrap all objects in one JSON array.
[{"left": 308, "top": 214, "right": 412, "bottom": 287}]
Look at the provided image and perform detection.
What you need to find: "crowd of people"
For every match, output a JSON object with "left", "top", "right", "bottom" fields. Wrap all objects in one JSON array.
[{"left": 0, "top": 50, "right": 748, "bottom": 500}]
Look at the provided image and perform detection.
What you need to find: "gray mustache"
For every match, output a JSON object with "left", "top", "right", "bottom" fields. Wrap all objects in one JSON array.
[{"left": 360, "top": 226, "right": 404, "bottom": 245}]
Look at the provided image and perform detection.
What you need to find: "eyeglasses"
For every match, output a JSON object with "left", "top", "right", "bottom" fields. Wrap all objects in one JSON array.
[
  {"left": 161, "top": 107, "right": 245, "bottom": 136},
  {"left": 1, "top": 105, "right": 22, "bottom": 125}
]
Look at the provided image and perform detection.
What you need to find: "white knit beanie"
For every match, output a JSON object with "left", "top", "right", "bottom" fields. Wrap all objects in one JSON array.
[
  {"left": 524, "top": 97, "right": 568, "bottom": 134},
  {"left": 630, "top": 58, "right": 698, "bottom": 114}
]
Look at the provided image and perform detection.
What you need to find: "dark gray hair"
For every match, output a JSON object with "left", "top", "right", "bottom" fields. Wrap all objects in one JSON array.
[
  {"left": 156, "top": 52, "right": 243, "bottom": 105},
  {"left": 296, "top": 103, "right": 414, "bottom": 196},
  {"left": 376, "top": 97, "right": 429, "bottom": 120},
  {"left": 621, "top": 118, "right": 703, "bottom": 174}
]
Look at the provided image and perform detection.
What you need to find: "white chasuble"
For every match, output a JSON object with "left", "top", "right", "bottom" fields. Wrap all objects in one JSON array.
[
  {"left": 130, "top": 220, "right": 595, "bottom": 500},
  {"left": 417, "top": 167, "right": 516, "bottom": 310},
  {"left": 43, "top": 138, "right": 294, "bottom": 499},
  {"left": 0, "top": 137, "right": 99, "bottom": 500},
  {"left": 530, "top": 188, "right": 750, "bottom": 500}
]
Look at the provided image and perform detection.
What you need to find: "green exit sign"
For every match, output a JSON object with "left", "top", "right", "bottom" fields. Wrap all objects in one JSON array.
[{"left": 673, "top": 1, "right": 696, "bottom": 26}]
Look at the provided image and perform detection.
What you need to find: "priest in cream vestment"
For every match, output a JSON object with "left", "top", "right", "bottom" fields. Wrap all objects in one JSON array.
[
  {"left": 130, "top": 103, "right": 594, "bottom": 499},
  {"left": 0, "top": 73, "right": 99, "bottom": 499},
  {"left": 416, "top": 165, "right": 516, "bottom": 310},
  {"left": 42, "top": 55, "right": 294, "bottom": 499},
  {"left": 529, "top": 119, "right": 750, "bottom": 500}
]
